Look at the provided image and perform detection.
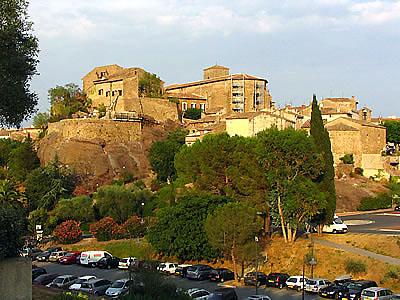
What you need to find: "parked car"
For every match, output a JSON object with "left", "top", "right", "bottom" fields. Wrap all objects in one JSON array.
[
  {"left": 80, "top": 251, "right": 113, "bottom": 267},
  {"left": 323, "top": 215, "right": 348, "bottom": 233},
  {"left": 244, "top": 272, "right": 267, "bottom": 286},
  {"left": 338, "top": 280, "right": 378, "bottom": 300},
  {"left": 286, "top": 276, "right": 309, "bottom": 291},
  {"left": 69, "top": 275, "right": 97, "bottom": 291},
  {"left": 361, "top": 287, "right": 393, "bottom": 300},
  {"left": 32, "top": 267, "right": 46, "bottom": 281},
  {"left": 97, "top": 256, "right": 120, "bottom": 269},
  {"left": 186, "top": 288, "right": 210, "bottom": 300},
  {"left": 157, "top": 262, "right": 178, "bottom": 274},
  {"left": 265, "top": 272, "right": 290, "bottom": 289},
  {"left": 105, "top": 279, "right": 132, "bottom": 298},
  {"left": 142, "top": 260, "right": 160, "bottom": 269},
  {"left": 209, "top": 268, "right": 235, "bottom": 282},
  {"left": 118, "top": 257, "right": 137, "bottom": 270},
  {"left": 208, "top": 288, "right": 238, "bottom": 300},
  {"left": 246, "top": 296, "right": 272, "bottom": 300},
  {"left": 395, "top": 205, "right": 400, "bottom": 212},
  {"left": 305, "top": 278, "right": 331, "bottom": 293},
  {"left": 392, "top": 294, "right": 400, "bottom": 299},
  {"left": 48, "top": 275, "right": 78, "bottom": 288},
  {"left": 49, "top": 251, "right": 67, "bottom": 262},
  {"left": 45, "top": 246, "right": 62, "bottom": 253},
  {"left": 175, "top": 264, "right": 192, "bottom": 277},
  {"left": 59, "top": 252, "right": 81, "bottom": 264},
  {"left": 78, "top": 278, "right": 112, "bottom": 296},
  {"left": 36, "top": 251, "right": 51, "bottom": 262},
  {"left": 33, "top": 273, "right": 59, "bottom": 286},
  {"left": 186, "top": 264, "right": 214, "bottom": 280},
  {"left": 319, "top": 280, "right": 354, "bottom": 298},
  {"left": 21, "top": 247, "right": 42, "bottom": 260}
]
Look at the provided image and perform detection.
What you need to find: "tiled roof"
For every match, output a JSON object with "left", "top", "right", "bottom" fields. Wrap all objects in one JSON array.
[{"left": 325, "top": 123, "right": 359, "bottom": 131}]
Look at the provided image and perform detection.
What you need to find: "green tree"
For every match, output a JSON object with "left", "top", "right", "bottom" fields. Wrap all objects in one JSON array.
[
  {"left": 0, "top": 179, "right": 23, "bottom": 209},
  {"left": 0, "top": 0, "right": 39, "bottom": 127},
  {"left": 205, "top": 202, "right": 261, "bottom": 282},
  {"left": 147, "top": 193, "right": 230, "bottom": 261},
  {"left": 183, "top": 108, "right": 202, "bottom": 120},
  {"left": 24, "top": 158, "right": 78, "bottom": 211},
  {"left": 27, "top": 207, "right": 50, "bottom": 235},
  {"left": 256, "top": 127, "right": 323, "bottom": 242},
  {"left": 148, "top": 129, "right": 188, "bottom": 182},
  {"left": 0, "top": 207, "right": 26, "bottom": 260},
  {"left": 32, "top": 112, "right": 50, "bottom": 129},
  {"left": 138, "top": 72, "right": 163, "bottom": 98},
  {"left": 53, "top": 195, "right": 94, "bottom": 223},
  {"left": 383, "top": 120, "right": 400, "bottom": 145},
  {"left": 310, "top": 95, "right": 337, "bottom": 231}
]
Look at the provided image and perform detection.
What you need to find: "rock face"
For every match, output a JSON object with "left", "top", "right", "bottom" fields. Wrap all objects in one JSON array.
[{"left": 37, "top": 119, "right": 181, "bottom": 191}]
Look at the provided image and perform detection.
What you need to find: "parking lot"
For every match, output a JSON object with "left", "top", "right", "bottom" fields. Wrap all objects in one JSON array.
[{"left": 35, "top": 261, "right": 322, "bottom": 299}]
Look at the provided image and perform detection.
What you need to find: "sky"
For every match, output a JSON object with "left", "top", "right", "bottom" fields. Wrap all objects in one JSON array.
[{"left": 27, "top": 0, "right": 400, "bottom": 124}]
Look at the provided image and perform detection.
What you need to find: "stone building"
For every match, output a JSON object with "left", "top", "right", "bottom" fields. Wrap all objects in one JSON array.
[{"left": 165, "top": 65, "right": 273, "bottom": 114}]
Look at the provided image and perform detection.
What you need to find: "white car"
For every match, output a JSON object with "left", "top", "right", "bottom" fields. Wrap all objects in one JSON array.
[
  {"left": 157, "top": 262, "right": 178, "bottom": 274},
  {"left": 286, "top": 276, "right": 309, "bottom": 291},
  {"left": 186, "top": 288, "right": 210, "bottom": 300},
  {"left": 69, "top": 275, "right": 97, "bottom": 291},
  {"left": 305, "top": 278, "right": 331, "bottom": 293},
  {"left": 246, "top": 296, "right": 272, "bottom": 300},
  {"left": 118, "top": 257, "right": 137, "bottom": 269},
  {"left": 323, "top": 215, "right": 348, "bottom": 233}
]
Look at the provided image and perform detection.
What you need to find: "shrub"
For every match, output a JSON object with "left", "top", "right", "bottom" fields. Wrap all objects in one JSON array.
[
  {"left": 340, "top": 153, "right": 354, "bottom": 164},
  {"left": 358, "top": 192, "right": 392, "bottom": 211},
  {"left": 53, "top": 292, "right": 89, "bottom": 300},
  {"left": 0, "top": 207, "right": 26, "bottom": 260},
  {"left": 53, "top": 220, "right": 82, "bottom": 244},
  {"left": 120, "top": 216, "right": 147, "bottom": 238},
  {"left": 344, "top": 258, "right": 366, "bottom": 276},
  {"left": 354, "top": 167, "right": 364, "bottom": 176},
  {"left": 90, "top": 217, "right": 119, "bottom": 241}
]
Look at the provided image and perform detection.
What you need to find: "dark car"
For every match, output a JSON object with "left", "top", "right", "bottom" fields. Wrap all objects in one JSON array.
[
  {"left": 36, "top": 251, "right": 51, "bottom": 262},
  {"left": 33, "top": 273, "right": 59, "bottom": 286},
  {"left": 45, "top": 246, "right": 62, "bottom": 253},
  {"left": 319, "top": 280, "right": 353, "bottom": 299},
  {"left": 244, "top": 272, "right": 267, "bottom": 286},
  {"left": 21, "top": 247, "right": 42, "bottom": 260},
  {"left": 186, "top": 264, "right": 214, "bottom": 280},
  {"left": 174, "top": 265, "right": 192, "bottom": 277},
  {"left": 208, "top": 288, "right": 238, "bottom": 300},
  {"left": 395, "top": 205, "right": 400, "bottom": 211},
  {"left": 32, "top": 268, "right": 47, "bottom": 281},
  {"left": 97, "top": 256, "right": 120, "bottom": 269},
  {"left": 142, "top": 260, "right": 160, "bottom": 270},
  {"left": 209, "top": 268, "right": 235, "bottom": 282},
  {"left": 338, "top": 280, "right": 377, "bottom": 300},
  {"left": 265, "top": 272, "right": 290, "bottom": 289}
]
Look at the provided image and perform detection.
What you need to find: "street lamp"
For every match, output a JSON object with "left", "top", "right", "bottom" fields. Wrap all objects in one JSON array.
[
  {"left": 255, "top": 236, "right": 259, "bottom": 295},
  {"left": 309, "top": 257, "right": 317, "bottom": 279}
]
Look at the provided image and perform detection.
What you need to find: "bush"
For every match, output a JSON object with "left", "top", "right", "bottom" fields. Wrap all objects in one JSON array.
[
  {"left": 340, "top": 153, "right": 354, "bottom": 164},
  {"left": 120, "top": 216, "right": 147, "bottom": 238},
  {"left": 358, "top": 192, "right": 392, "bottom": 211},
  {"left": 52, "top": 220, "right": 82, "bottom": 244},
  {"left": 53, "top": 195, "right": 94, "bottom": 223},
  {"left": 53, "top": 292, "right": 88, "bottom": 299},
  {"left": 354, "top": 167, "right": 364, "bottom": 176},
  {"left": 344, "top": 258, "right": 367, "bottom": 276},
  {"left": 0, "top": 207, "right": 26, "bottom": 260},
  {"left": 90, "top": 217, "right": 119, "bottom": 241}
]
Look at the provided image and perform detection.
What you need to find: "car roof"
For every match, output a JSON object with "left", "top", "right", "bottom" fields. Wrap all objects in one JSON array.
[
  {"left": 114, "top": 278, "right": 130, "bottom": 282},
  {"left": 79, "top": 275, "right": 96, "bottom": 279},
  {"left": 57, "top": 275, "right": 76, "bottom": 278},
  {"left": 309, "top": 278, "right": 329, "bottom": 281},
  {"left": 86, "top": 278, "right": 107, "bottom": 283},
  {"left": 288, "top": 276, "right": 307, "bottom": 279},
  {"left": 363, "top": 287, "right": 389, "bottom": 291}
]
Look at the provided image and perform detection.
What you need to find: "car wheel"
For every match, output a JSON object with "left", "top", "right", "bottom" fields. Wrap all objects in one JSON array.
[
  {"left": 333, "top": 229, "right": 337, "bottom": 234},
  {"left": 220, "top": 278, "right": 225, "bottom": 283},
  {"left": 297, "top": 286, "right": 301, "bottom": 292}
]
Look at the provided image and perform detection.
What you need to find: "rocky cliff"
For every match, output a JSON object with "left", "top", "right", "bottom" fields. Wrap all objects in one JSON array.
[{"left": 37, "top": 118, "right": 181, "bottom": 191}]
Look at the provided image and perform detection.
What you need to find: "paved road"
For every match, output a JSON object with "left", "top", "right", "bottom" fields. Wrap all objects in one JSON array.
[
  {"left": 35, "top": 261, "right": 321, "bottom": 300},
  {"left": 340, "top": 210, "right": 400, "bottom": 235}
]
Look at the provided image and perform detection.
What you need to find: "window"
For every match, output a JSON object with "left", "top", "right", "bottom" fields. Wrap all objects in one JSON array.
[
  {"left": 98, "top": 89, "right": 103, "bottom": 96},
  {"left": 118, "top": 90, "right": 122, "bottom": 96},
  {"left": 106, "top": 91, "right": 110, "bottom": 97},
  {"left": 182, "top": 102, "right": 187, "bottom": 111},
  {"left": 200, "top": 103, "right": 206, "bottom": 111},
  {"left": 112, "top": 91, "right": 115, "bottom": 97},
  {"left": 191, "top": 103, "right": 196, "bottom": 109}
]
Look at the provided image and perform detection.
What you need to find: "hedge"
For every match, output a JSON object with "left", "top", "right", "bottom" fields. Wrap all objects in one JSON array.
[{"left": 358, "top": 192, "right": 392, "bottom": 211}]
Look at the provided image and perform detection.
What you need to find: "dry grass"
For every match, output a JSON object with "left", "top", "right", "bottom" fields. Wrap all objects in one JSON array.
[{"left": 320, "top": 233, "right": 400, "bottom": 259}]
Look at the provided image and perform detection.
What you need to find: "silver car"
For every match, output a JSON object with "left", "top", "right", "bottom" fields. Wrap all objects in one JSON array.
[
  {"left": 48, "top": 275, "right": 78, "bottom": 288},
  {"left": 105, "top": 279, "right": 132, "bottom": 298},
  {"left": 79, "top": 278, "right": 112, "bottom": 296},
  {"left": 361, "top": 287, "right": 393, "bottom": 300},
  {"left": 305, "top": 278, "right": 331, "bottom": 293}
]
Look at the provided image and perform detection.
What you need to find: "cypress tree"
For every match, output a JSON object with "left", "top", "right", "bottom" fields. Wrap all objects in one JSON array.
[{"left": 310, "top": 94, "right": 336, "bottom": 226}]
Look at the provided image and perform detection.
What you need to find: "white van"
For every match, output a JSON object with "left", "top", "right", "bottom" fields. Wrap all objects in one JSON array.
[
  {"left": 322, "top": 215, "right": 348, "bottom": 233},
  {"left": 80, "top": 251, "right": 112, "bottom": 267}
]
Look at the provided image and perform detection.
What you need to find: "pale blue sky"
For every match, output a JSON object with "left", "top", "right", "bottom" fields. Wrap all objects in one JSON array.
[{"left": 27, "top": 0, "right": 400, "bottom": 122}]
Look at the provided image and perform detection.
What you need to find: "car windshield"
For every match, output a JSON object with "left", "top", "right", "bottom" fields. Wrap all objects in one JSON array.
[
  {"left": 53, "top": 278, "right": 64, "bottom": 284},
  {"left": 111, "top": 281, "right": 125, "bottom": 288},
  {"left": 81, "top": 283, "right": 90, "bottom": 289},
  {"left": 98, "top": 257, "right": 106, "bottom": 262},
  {"left": 362, "top": 291, "right": 375, "bottom": 297},
  {"left": 65, "top": 253, "right": 73, "bottom": 257},
  {"left": 76, "top": 279, "right": 87, "bottom": 284},
  {"left": 334, "top": 217, "right": 343, "bottom": 224},
  {"left": 348, "top": 283, "right": 363, "bottom": 289},
  {"left": 287, "top": 278, "right": 297, "bottom": 283},
  {"left": 120, "top": 259, "right": 128, "bottom": 263},
  {"left": 187, "top": 266, "right": 196, "bottom": 271},
  {"left": 308, "top": 280, "right": 317, "bottom": 285}
]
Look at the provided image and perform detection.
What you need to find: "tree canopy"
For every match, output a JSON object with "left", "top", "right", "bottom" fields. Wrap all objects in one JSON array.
[
  {"left": 383, "top": 120, "right": 400, "bottom": 145},
  {"left": 138, "top": 72, "right": 163, "bottom": 98},
  {"left": 183, "top": 108, "right": 202, "bottom": 120},
  {"left": 0, "top": 0, "right": 39, "bottom": 127}
]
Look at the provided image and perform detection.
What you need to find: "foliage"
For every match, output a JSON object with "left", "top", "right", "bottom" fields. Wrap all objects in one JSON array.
[
  {"left": 147, "top": 193, "right": 230, "bottom": 261},
  {"left": 32, "top": 112, "right": 50, "bottom": 129},
  {"left": 310, "top": 95, "right": 336, "bottom": 227},
  {"left": 344, "top": 258, "right": 367, "bottom": 276},
  {"left": 339, "top": 153, "right": 354, "bottom": 164},
  {"left": 256, "top": 127, "right": 323, "bottom": 242},
  {"left": 119, "top": 216, "right": 147, "bottom": 239},
  {"left": 52, "top": 220, "right": 82, "bottom": 244},
  {"left": 97, "top": 103, "right": 106, "bottom": 118},
  {"left": 90, "top": 217, "right": 119, "bottom": 241},
  {"left": 53, "top": 292, "right": 88, "bottom": 300},
  {"left": 138, "top": 72, "right": 163, "bottom": 98},
  {"left": 120, "top": 170, "right": 135, "bottom": 184},
  {"left": 357, "top": 192, "right": 392, "bottom": 211},
  {"left": 0, "top": 207, "right": 26, "bottom": 260},
  {"left": 24, "top": 157, "right": 78, "bottom": 211},
  {"left": 0, "top": 179, "right": 23, "bottom": 209},
  {"left": 205, "top": 202, "right": 261, "bottom": 281},
  {"left": 95, "top": 185, "right": 151, "bottom": 223},
  {"left": 53, "top": 195, "right": 94, "bottom": 223},
  {"left": 0, "top": 0, "right": 39, "bottom": 127},
  {"left": 148, "top": 129, "right": 188, "bottom": 182},
  {"left": 28, "top": 208, "right": 50, "bottom": 235},
  {"left": 383, "top": 121, "right": 400, "bottom": 145},
  {"left": 183, "top": 107, "right": 202, "bottom": 120},
  {"left": 354, "top": 167, "right": 364, "bottom": 175},
  {"left": 48, "top": 83, "right": 90, "bottom": 122}
]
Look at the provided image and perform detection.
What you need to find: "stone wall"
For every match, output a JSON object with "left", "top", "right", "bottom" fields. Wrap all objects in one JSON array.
[
  {"left": 123, "top": 97, "right": 180, "bottom": 122},
  {"left": 47, "top": 119, "right": 142, "bottom": 144},
  {"left": 329, "top": 130, "right": 363, "bottom": 167},
  {"left": 0, "top": 257, "right": 31, "bottom": 300}
]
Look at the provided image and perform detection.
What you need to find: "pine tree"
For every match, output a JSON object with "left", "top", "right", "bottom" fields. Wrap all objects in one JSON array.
[{"left": 310, "top": 94, "right": 336, "bottom": 229}]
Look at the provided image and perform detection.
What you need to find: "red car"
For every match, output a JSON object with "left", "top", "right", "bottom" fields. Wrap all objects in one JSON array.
[{"left": 59, "top": 252, "right": 81, "bottom": 264}]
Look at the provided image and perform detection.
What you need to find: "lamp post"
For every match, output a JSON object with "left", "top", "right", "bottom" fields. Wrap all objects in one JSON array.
[
  {"left": 302, "top": 258, "right": 305, "bottom": 300},
  {"left": 255, "top": 236, "right": 259, "bottom": 295},
  {"left": 309, "top": 257, "right": 317, "bottom": 279}
]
